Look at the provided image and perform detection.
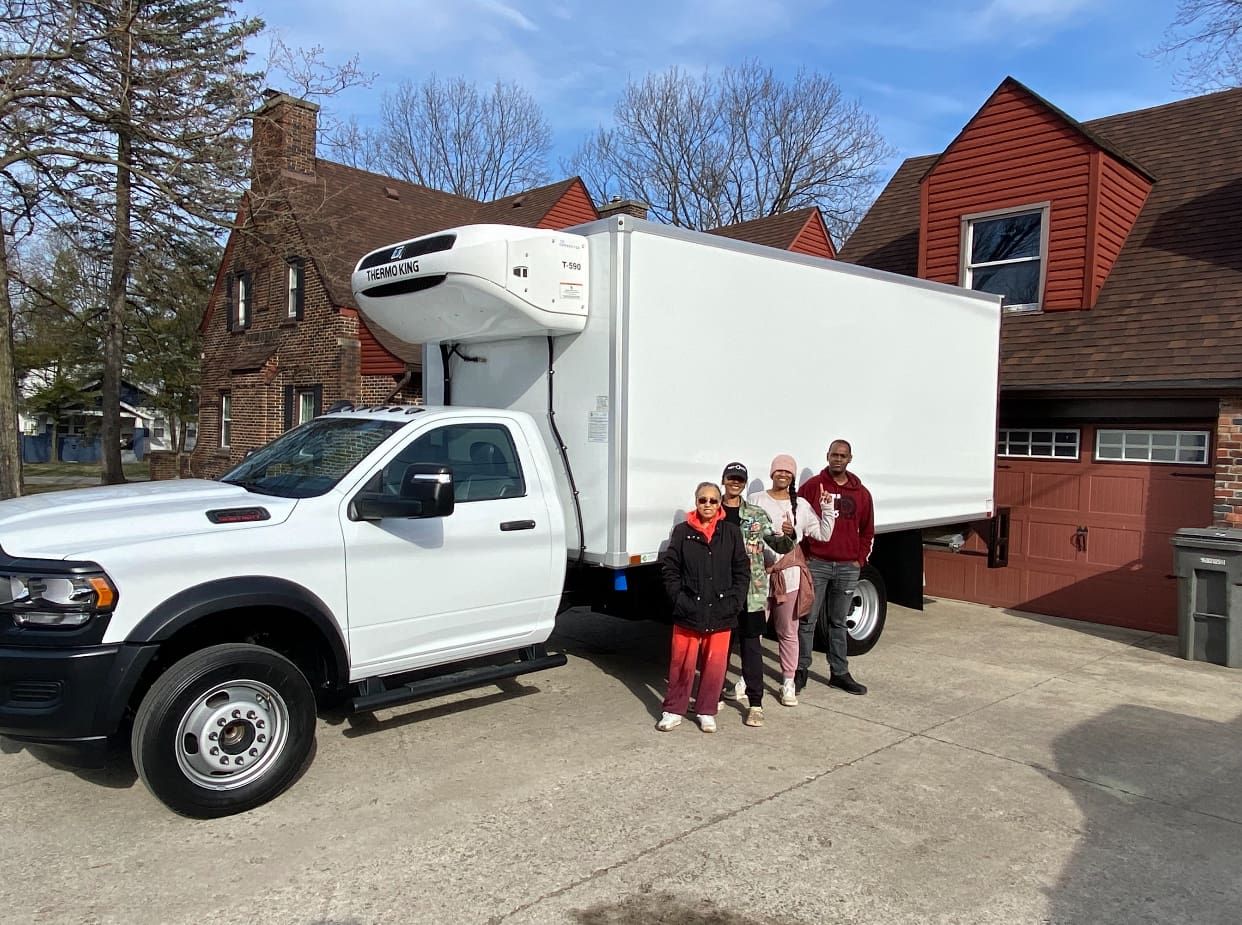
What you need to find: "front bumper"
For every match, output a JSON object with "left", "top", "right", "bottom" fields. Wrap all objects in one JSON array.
[{"left": 0, "top": 643, "right": 157, "bottom": 766}]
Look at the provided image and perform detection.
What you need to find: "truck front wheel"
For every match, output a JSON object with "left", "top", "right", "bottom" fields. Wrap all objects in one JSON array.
[
  {"left": 814, "top": 564, "right": 887, "bottom": 657},
  {"left": 131, "top": 643, "right": 316, "bottom": 818}
]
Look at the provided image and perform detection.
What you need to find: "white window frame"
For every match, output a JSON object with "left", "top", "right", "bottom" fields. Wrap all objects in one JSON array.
[
  {"left": 1094, "top": 429, "right": 1210, "bottom": 465},
  {"left": 997, "top": 427, "right": 1080, "bottom": 460},
  {"left": 286, "top": 260, "right": 303, "bottom": 320},
  {"left": 297, "top": 389, "right": 317, "bottom": 426},
  {"left": 236, "top": 274, "right": 250, "bottom": 328},
  {"left": 152, "top": 415, "right": 166, "bottom": 439},
  {"left": 220, "top": 393, "right": 232, "bottom": 448},
  {"left": 960, "top": 203, "right": 1050, "bottom": 314}
]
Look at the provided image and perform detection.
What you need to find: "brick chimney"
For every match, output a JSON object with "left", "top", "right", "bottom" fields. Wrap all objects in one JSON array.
[
  {"left": 253, "top": 89, "right": 320, "bottom": 185},
  {"left": 597, "top": 196, "right": 649, "bottom": 220}
]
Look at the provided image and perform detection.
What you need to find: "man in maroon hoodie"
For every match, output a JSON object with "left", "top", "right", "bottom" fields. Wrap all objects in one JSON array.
[{"left": 795, "top": 439, "right": 873, "bottom": 696}]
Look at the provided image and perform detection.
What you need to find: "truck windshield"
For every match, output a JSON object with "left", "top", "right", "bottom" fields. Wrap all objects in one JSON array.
[{"left": 219, "top": 418, "right": 405, "bottom": 499}]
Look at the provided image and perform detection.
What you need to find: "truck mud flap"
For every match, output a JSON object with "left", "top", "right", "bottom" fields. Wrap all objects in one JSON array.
[{"left": 346, "top": 645, "right": 567, "bottom": 714}]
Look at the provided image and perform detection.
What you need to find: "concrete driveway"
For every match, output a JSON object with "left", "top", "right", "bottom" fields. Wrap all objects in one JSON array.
[{"left": 2, "top": 598, "right": 1241, "bottom": 924}]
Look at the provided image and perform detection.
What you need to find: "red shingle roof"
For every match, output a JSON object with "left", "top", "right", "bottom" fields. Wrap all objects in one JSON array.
[
  {"left": 838, "top": 86, "right": 1242, "bottom": 391},
  {"left": 706, "top": 208, "right": 832, "bottom": 254}
]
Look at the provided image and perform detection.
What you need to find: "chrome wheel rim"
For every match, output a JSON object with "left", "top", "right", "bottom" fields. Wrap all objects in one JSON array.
[
  {"left": 173, "top": 680, "right": 290, "bottom": 791},
  {"left": 846, "top": 578, "right": 881, "bottom": 642}
]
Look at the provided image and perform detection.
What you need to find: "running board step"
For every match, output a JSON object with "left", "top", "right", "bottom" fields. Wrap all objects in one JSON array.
[{"left": 347, "top": 645, "right": 567, "bottom": 714}]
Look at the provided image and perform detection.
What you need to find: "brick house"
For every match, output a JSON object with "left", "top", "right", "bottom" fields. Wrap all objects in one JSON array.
[
  {"left": 188, "top": 91, "right": 606, "bottom": 479},
  {"left": 838, "top": 77, "right": 1242, "bottom": 634},
  {"left": 188, "top": 90, "right": 845, "bottom": 481}
]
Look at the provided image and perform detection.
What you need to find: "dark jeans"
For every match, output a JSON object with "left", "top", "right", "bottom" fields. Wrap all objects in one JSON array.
[
  {"left": 797, "top": 559, "right": 859, "bottom": 678},
  {"left": 736, "top": 609, "right": 766, "bottom": 706}
]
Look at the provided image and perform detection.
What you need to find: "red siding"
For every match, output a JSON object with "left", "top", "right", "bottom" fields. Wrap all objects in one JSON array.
[
  {"left": 789, "top": 215, "right": 836, "bottom": 258},
  {"left": 1088, "top": 155, "right": 1151, "bottom": 306},
  {"left": 359, "top": 318, "right": 405, "bottom": 375},
  {"left": 537, "top": 179, "right": 599, "bottom": 229},
  {"left": 920, "top": 83, "right": 1094, "bottom": 312}
]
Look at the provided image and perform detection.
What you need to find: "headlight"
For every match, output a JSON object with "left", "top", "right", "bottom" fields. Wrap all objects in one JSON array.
[{"left": 0, "top": 572, "right": 118, "bottom": 628}]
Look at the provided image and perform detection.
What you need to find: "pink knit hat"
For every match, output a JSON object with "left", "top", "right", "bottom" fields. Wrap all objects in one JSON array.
[{"left": 770, "top": 454, "right": 797, "bottom": 476}]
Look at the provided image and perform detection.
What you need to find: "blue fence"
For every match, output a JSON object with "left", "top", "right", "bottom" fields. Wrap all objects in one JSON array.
[{"left": 20, "top": 433, "right": 103, "bottom": 464}]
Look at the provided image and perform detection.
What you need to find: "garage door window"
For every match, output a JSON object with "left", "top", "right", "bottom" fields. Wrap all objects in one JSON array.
[
  {"left": 1095, "top": 429, "right": 1210, "bottom": 464},
  {"left": 998, "top": 428, "right": 1080, "bottom": 459}
]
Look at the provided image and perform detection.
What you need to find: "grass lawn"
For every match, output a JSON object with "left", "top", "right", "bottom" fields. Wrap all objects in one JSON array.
[
  {"left": 18, "top": 461, "right": 153, "bottom": 495},
  {"left": 23, "top": 462, "right": 150, "bottom": 479}
]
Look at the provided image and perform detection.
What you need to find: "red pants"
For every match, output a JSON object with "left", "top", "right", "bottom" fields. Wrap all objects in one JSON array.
[{"left": 663, "top": 624, "right": 731, "bottom": 716}]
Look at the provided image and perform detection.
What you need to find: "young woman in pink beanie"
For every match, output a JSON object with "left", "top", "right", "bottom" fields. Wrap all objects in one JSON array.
[{"left": 747, "top": 454, "right": 838, "bottom": 706}]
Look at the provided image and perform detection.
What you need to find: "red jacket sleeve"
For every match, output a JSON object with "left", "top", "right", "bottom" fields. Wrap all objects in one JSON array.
[{"left": 858, "top": 485, "right": 875, "bottom": 566}]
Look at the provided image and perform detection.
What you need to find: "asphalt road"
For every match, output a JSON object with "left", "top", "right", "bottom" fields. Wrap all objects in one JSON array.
[{"left": 3, "top": 599, "right": 1241, "bottom": 925}]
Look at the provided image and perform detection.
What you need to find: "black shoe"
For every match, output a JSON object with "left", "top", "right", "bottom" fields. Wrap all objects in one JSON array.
[
  {"left": 793, "top": 668, "right": 808, "bottom": 694},
  {"left": 828, "top": 673, "right": 867, "bottom": 696}
]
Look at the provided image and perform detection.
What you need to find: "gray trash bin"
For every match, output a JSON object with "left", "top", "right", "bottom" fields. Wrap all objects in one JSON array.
[{"left": 1170, "top": 527, "right": 1242, "bottom": 668}]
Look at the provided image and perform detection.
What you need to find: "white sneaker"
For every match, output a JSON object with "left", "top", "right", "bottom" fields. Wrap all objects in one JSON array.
[
  {"left": 728, "top": 678, "right": 747, "bottom": 703},
  {"left": 656, "top": 712, "right": 682, "bottom": 731},
  {"left": 697, "top": 714, "right": 717, "bottom": 733},
  {"left": 779, "top": 679, "right": 798, "bottom": 707}
]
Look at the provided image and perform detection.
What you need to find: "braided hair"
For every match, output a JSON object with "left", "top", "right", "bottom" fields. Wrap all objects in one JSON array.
[{"left": 788, "top": 474, "right": 798, "bottom": 527}]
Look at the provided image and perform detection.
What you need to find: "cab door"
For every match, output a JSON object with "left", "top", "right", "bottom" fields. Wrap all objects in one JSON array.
[{"left": 340, "top": 418, "right": 557, "bottom": 678}]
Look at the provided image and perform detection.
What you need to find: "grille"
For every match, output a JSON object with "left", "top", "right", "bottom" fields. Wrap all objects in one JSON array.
[{"left": 3, "top": 680, "right": 62, "bottom": 706}]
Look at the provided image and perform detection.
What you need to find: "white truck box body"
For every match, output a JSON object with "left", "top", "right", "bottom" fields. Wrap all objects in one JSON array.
[{"left": 357, "top": 217, "right": 1002, "bottom": 568}]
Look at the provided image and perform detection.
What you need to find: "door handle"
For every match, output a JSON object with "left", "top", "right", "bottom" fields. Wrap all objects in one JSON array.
[
  {"left": 500, "top": 519, "right": 536, "bottom": 532},
  {"left": 1074, "top": 526, "right": 1088, "bottom": 553}
]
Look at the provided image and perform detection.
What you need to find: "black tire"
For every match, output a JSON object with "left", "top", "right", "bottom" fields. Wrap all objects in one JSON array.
[
  {"left": 813, "top": 563, "right": 887, "bottom": 656},
  {"left": 131, "top": 643, "right": 316, "bottom": 818}
]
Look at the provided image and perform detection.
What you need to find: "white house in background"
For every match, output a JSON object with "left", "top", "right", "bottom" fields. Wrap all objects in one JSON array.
[{"left": 19, "top": 378, "right": 197, "bottom": 457}]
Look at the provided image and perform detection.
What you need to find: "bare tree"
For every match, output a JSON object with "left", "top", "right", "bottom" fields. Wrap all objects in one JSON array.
[
  {"left": 567, "top": 60, "right": 895, "bottom": 244},
  {"left": 353, "top": 75, "right": 553, "bottom": 199},
  {"left": 1156, "top": 0, "right": 1242, "bottom": 90},
  {"left": 1, "top": 2, "right": 369, "bottom": 488}
]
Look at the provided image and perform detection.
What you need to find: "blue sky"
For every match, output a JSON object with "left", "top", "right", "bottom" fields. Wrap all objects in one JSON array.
[{"left": 241, "top": 0, "right": 1193, "bottom": 187}]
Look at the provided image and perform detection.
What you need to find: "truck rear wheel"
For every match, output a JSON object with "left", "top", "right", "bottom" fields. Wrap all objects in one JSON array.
[
  {"left": 814, "top": 564, "right": 887, "bottom": 656},
  {"left": 131, "top": 643, "right": 316, "bottom": 818}
]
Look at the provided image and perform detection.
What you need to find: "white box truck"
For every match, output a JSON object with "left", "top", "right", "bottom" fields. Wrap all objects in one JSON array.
[
  {"left": 0, "top": 217, "right": 999, "bottom": 818},
  {"left": 357, "top": 217, "right": 1002, "bottom": 644}
]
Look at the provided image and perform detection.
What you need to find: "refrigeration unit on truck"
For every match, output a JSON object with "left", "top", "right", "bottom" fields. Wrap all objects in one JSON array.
[{"left": 0, "top": 217, "right": 1001, "bottom": 818}]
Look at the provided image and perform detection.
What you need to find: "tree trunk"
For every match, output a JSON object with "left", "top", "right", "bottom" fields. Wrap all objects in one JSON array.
[
  {"left": 0, "top": 246, "right": 22, "bottom": 499},
  {"left": 101, "top": 8, "right": 134, "bottom": 486},
  {"left": 49, "top": 419, "right": 59, "bottom": 464}
]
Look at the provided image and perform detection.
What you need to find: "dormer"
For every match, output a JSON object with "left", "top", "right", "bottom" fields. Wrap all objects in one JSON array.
[{"left": 917, "top": 77, "right": 1153, "bottom": 313}]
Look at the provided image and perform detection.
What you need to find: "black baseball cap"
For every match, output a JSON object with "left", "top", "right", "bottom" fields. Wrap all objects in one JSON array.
[{"left": 721, "top": 462, "right": 748, "bottom": 482}]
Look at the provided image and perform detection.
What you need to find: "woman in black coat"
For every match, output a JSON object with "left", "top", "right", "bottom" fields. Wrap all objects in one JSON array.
[{"left": 656, "top": 481, "right": 750, "bottom": 733}]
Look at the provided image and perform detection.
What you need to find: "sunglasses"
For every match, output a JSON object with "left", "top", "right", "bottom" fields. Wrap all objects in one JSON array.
[{"left": 697, "top": 497, "right": 721, "bottom": 505}]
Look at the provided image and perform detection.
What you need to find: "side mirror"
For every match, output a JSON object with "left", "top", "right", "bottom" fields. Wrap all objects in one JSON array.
[{"left": 352, "top": 464, "right": 455, "bottom": 522}]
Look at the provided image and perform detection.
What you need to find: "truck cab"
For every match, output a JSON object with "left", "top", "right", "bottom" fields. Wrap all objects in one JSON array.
[{"left": 0, "top": 406, "right": 567, "bottom": 817}]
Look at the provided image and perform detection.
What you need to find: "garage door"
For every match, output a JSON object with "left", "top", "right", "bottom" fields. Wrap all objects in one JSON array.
[{"left": 924, "top": 424, "right": 1216, "bottom": 633}]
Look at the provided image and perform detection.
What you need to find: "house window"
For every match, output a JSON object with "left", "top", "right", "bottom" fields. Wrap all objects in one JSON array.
[
  {"left": 298, "top": 390, "right": 317, "bottom": 425},
  {"left": 153, "top": 416, "right": 166, "bottom": 439},
  {"left": 235, "top": 272, "right": 252, "bottom": 330},
  {"left": 283, "top": 384, "right": 322, "bottom": 431},
  {"left": 287, "top": 258, "right": 304, "bottom": 321},
  {"left": 963, "top": 206, "right": 1047, "bottom": 313},
  {"left": 997, "top": 428, "right": 1079, "bottom": 459},
  {"left": 1095, "top": 429, "right": 1210, "bottom": 465},
  {"left": 220, "top": 393, "right": 232, "bottom": 448}
]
